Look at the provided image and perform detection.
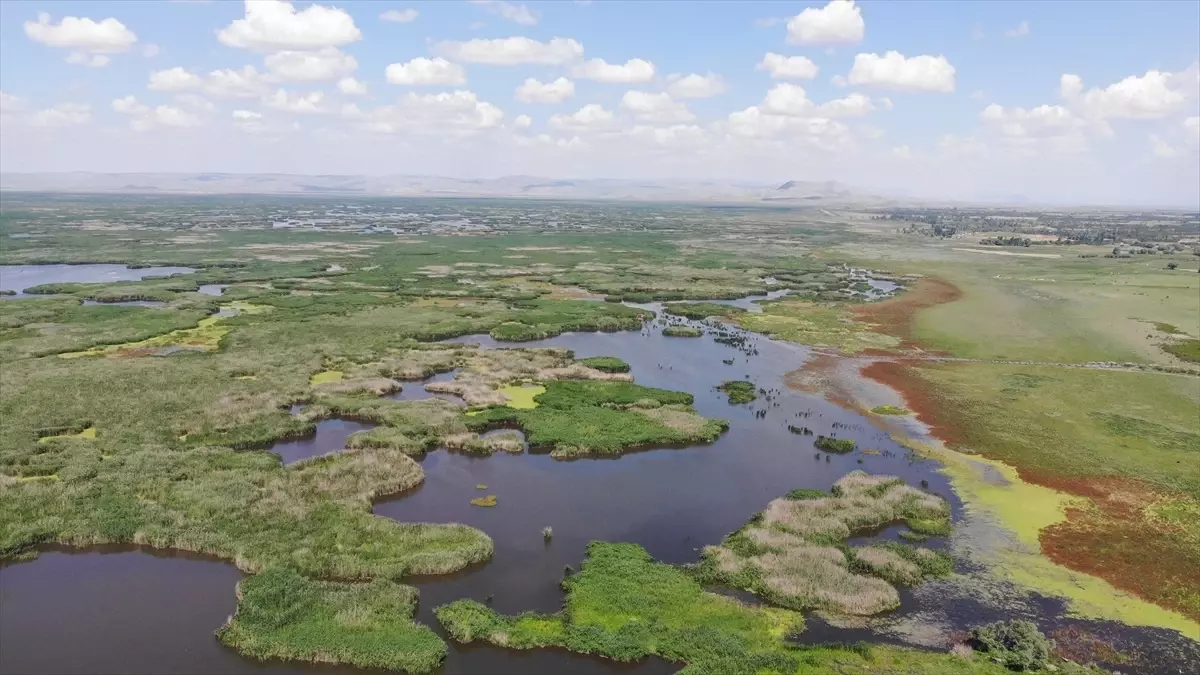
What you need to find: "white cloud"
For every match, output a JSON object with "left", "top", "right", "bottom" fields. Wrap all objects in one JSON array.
[
  {"left": 337, "top": 77, "right": 368, "bottom": 95},
  {"left": 65, "top": 52, "right": 110, "bottom": 68},
  {"left": 757, "top": 53, "right": 818, "bottom": 80},
  {"left": 1186, "top": 116, "right": 1200, "bottom": 146},
  {"left": 787, "top": 1, "right": 864, "bottom": 46},
  {"left": 573, "top": 58, "right": 655, "bottom": 83},
  {"left": 620, "top": 91, "right": 695, "bottom": 124},
  {"left": 549, "top": 104, "right": 614, "bottom": 132},
  {"left": 142, "top": 44, "right": 160, "bottom": 58},
  {"left": 515, "top": 77, "right": 574, "bottom": 103},
  {"left": 386, "top": 57, "right": 466, "bottom": 86},
  {"left": 380, "top": 8, "right": 419, "bottom": 23},
  {"left": 233, "top": 109, "right": 262, "bottom": 120},
  {"left": 24, "top": 13, "right": 137, "bottom": 55},
  {"left": 1150, "top": 134, "right": 1178, "bottom": 158},
  {"left": 112, "top": 96, "right": 200, "bottom": 131},
  {"left": 890, "top": 144, "right": 912, "bottom": 159},
  {"left": 980, "top": 103, "right": 1081, "bottom": 136},
  {"left": 263, "top": 89, "right": 328, "bottom": 114},
  {"left": 218, "top": 0, "right": 361, "bottom": 52},
  {"left": 265, "top": 47, "right": 357, "bottom": 82},
  {"left": 0, "top": 92, "right": 26, "bottom": 114},
  {"left": 723, "top": 106, "right": 852, "bottom": 151},
  {"left": 173, "top": 94, "right": 216, "bottom": 113},
  {"left": 761, "top": 83, "right": 878, "bottom": 118},
  {"left": 30, "top": 103, "right": 91, "bottom": 128},
  {"left": 350, "top": 90, "right": 505, "bottom": 134},
  {"left": 1061, "top": 68, "right": 1190, "bottom": 119},
  {"left": 433, "top": 37, "right": 583, "bottom": 65},
  {"left": 1004, "top": 20, "right": 1031, "bottom": 38},
  {"left": 513, "top": 114, "right": 533, "bottom": 129},
  {"left": 471, "top": 1, "right": 539, "bottom": 26},
  {"left": 149, "top": 66, "right": 268, "bottom": 99},
  {"left": 666, "top": 73, "right": 727, "bottom": 99},
  {"left": 847, "top": 51, "right": 956, "bottom": 93}
]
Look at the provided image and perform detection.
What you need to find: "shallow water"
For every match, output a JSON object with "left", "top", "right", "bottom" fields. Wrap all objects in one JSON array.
[
  {"left": 3, "top": 307, "right": 1195, "bottom": 674},
  {"left": 198, "top": 284, "right": 228, "bottom": 296},
  {"left": 268, "top": 418, "right": 377, "bottom": 465},
  {"left": 0, "top": 264, "right": 196, "bottom": 298}
]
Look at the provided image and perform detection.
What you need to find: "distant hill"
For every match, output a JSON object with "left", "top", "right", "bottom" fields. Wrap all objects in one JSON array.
[{"left": 0, "top": 172, "right": 898, "bottom": 205}]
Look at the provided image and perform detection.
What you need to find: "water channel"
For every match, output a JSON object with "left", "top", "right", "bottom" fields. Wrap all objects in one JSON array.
[
  {"left": 1, "top": 294, "right": 1195, "bottom": 674},
  {"left": 0, "top": 264, "right": 196, "bottom": 298}
]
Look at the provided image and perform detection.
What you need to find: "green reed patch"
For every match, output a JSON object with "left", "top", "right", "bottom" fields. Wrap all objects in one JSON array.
[
  {"left": 578, "top": 356, "right": 631, "bottom": 373},
  {"left": 717, "top": 380, "right": 757, "bottom": 404}
]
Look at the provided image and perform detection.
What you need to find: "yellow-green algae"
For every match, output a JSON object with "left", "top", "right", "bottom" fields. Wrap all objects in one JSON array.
[
  {"left": 37, "top": 426, "right": 97, "bottom": 443},
  {"left": 498, "top": 383, "right": 545, "bottom": 409},
  {"left": 904, "top": 437, "right": 1199, "bottom": 640},
  {"left": 59, "top": 303, "right": 270, "bottom": 359},
  {"left": 309, "top": 370, "right": 344, "bottom": 385}
]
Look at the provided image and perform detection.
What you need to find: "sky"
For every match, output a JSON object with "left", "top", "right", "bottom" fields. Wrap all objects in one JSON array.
[{"left": 0, "top": 0, "right": 1198, "bottom": 206}]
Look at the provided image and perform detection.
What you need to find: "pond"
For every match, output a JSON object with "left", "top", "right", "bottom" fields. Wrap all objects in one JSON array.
[
  {"left": 0, "top": 264, "right": 196, "bottom": 299},
  {"left": 2, "top": 302, "right": 1194, "bottom": 675}
]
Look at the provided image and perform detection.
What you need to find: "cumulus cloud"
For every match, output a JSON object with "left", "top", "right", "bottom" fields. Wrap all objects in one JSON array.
[
  {"left": 666, "top": 73, "right": 727, "bottom": 98},
  {"left": 348, "top": 90, "right": 504, "bottom": 135},
  {"left": 572, "top": 58, "right": 655, "bottom": 83},
  {"left": 549, "top": 104, "right": 614, "bottom": 132},
  {"left": 1186, "top": 116, "right": 1200, "bottom": 146},
  {"left": 757, "top": 53, "right": 819, "bottom": 80},
  {"left": 620, "top": 91, "right": 695, "bottom": 124},
  {"left": 380, "top": 8, "right": 419, "bottom": 23},
  {"left": 1061, "top": 68, "right": 1192, "bottom": 119},
  {"left": 787, "top": 0, "right": 864, "bottom": 45},
  {"left": 265, "top": 47, "right": 357, "bottom": 82},
  {"left": 515, "top": 77, "right": 574, "bottom": 103},
  {"left": 337, "top": 77, "right": 368, "bottom": 95},
  {"left": 432, "top": 37, "right": 583, "bottom": 65},
  {"left": 149, "top": 66, "right": 268, "bottom": 99},
  {"left": 1004, "top": 20, "right": 1031, "bottom": 38},
  {"left": 218, "top": 0, "right": 361, "bottom": 52},
  {"left": 263, "top": 89, "right": 328, "bottom": 114},
  {"left": 513, "top": 114, "right": 533, "bottom": 129},
  {"left": 979, "top": 102, "right": 1091, "bottom": 154},
  {"left": 30, "top": 103, "right": 91, "bottom": 128},
  {"left": 1149, "top": 134, "right": 1178, "bottom": 158},
  {"left": 24, "top": 12, "right": 136, "bottom": 66},
  {"left": 470, "top": 1, "right": 539, "bottom": 26},
  {"left": 386, "top": 57, "right": 466, "bottom": 86},
  {"left": 760, "top": 83, "right": 878, "bottom": 118},
  {"left": 847, "top": 51, "right": 956, "bottom": 93},
  {"left": 112, "top": 96, "right": 200, "bottom": 131}
]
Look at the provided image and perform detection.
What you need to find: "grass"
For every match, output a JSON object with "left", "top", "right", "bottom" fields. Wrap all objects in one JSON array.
[
  {"left": 217, "top": 567, "right": 447, "bottom": 673},
  {"left": 736, "top": 300, "right": 900, "bottom": 354},
  {"left": 464, "top": 380, "right": 727, "bottom": 457},
  {"left": 436, "top": 542, "right": 1034, "bottom": 675},
  {"left": 1162, "top": 338, "right": 1200, "bottom": 363},
  {"left": 694, "top": 472, "right": 951, "bottom": 615},
  {"left": 815, "top": 436, "right": 857, "bottom": 453},
  {"left": 662, "top": 325, "right": 702, "bottom": 337},
  {"left": 717, "top": 380, "right": 757, "bottom": 404},
  {"left": 578, "top": 356, "right": 630, "bottom": 373},
  {"left": 662, "top": 302, "right": 746, "bottom": 320},
  {"left": 470, "top": 495, "right": 498, "bottom": 507},
  {"left": 871, "top": 405, "right": 909, "bottom": 415}
]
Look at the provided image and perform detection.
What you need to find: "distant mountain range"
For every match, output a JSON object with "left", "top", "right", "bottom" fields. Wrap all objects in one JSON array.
[{"left": 0, "top": 172, "right": 902, "bottom": 205}]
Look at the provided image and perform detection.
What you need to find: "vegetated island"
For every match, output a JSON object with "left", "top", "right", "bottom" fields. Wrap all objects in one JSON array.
[
  {"left": 578, "top": 356, "right": 631, "bottom": 373},
  {"left": 815, "top": 435, "right": 857, "bottom": 453},
  {"left": 717, "top": 380, "right": 758, "bottom": 404},
  {"left": 662, "top": 302, "right": 747, "bottom": 320},
  {"left": 662, "top": 325, "right": 702, "bottom": 337}
]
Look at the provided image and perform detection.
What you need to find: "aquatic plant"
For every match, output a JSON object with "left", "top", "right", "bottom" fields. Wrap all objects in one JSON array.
[
  {"left": 870, "top": 405, "right": 909, "bottom": 415},
  {"left": 470, "top": 495, "right": 498, "bottom": 507},
  {"left": 717, "top": 380, "right": 757, "bottom": 404},
  {"left": 815, "top": 436, "right": 857, "bottom": 453},
  {"left": 662, "top": 325, "right": 702, "bottom": 337},
  {"left": 217, "top": 567, "right": 446, "bottom": 672},
  {"left": 969, "top": 620, "right": 1053, "bottom": 671},
  {"left": 694, "top": 472, "right": 951, "bottom": 615},
  {"left": 542, "top": 526, "right": 553, "bottom": 540},
  {"left": 578, "top": 356, "right": 631, "bottom": 373}
]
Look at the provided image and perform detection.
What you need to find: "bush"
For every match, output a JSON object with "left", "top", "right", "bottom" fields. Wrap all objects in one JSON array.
[
  {"left": 969, "top": 620, "right": 1053, "bottom": 671},
  {"left": 579, "top": 356, "right": 631, "bottom": 373},
  {"left": 815, "top": 436, "right": 856, "bottom": 453}
]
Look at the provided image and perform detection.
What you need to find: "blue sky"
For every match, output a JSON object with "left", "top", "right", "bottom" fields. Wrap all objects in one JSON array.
[{"left": 1, "top": 1, "right": 1197, "bottom": 205}]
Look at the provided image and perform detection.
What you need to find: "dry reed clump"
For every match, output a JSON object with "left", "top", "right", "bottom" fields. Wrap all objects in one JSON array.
[
  {"left": 855, "top": 546, "right": 923, "bottom": 586},
  {"left": 424, "top": 347, "right": 626, "bottom": 406},
  {"left": 312, "top": 377, "right": 400, "bottom": 396},
  {"left": 441, "top": 431, "right": 524, "bottom": 454},
  {"left": 698, "top": 471, "right": 951, "bottom": 616},
  {"left": 254, "top": 447, "right": 425, "bottom": 515}
]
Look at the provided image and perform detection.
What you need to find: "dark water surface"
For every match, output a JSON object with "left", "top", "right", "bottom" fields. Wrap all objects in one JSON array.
[
  {"left": 0, "top": 264, "right": 196, "bottom": 298},
  {"left": 2, "top": 306, "right": 1195, "bottom": 675}
]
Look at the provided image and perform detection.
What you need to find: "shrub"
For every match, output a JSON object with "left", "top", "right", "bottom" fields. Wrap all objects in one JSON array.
[
  {"left": 969, "top": 620, "right": 1053, "bottom": 671},
  {"left": 815, "top": 436, "right": 856, "bottom": 453},
  {"left": 578, "top": 356, "right": 631, "bottom": 373}
]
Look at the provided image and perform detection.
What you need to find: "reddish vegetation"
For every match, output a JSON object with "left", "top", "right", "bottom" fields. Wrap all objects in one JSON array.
[
  {"left": 1050, "top": 625, "right": 1131, "bottom": 666},
  {"left": 852, "top": 277, "right": 962, "bottom": 349},
  {"left": 848, "top": 277, "right": 1199, "bottom": 622}
]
